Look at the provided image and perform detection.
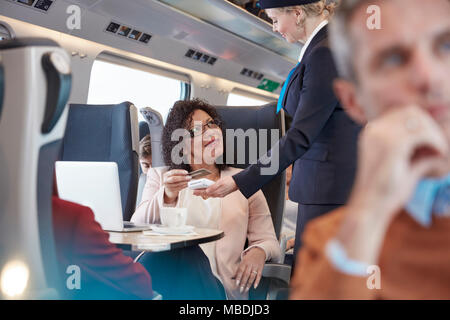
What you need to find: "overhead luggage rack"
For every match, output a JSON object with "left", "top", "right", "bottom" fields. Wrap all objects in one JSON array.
[{"left": 157, "top": 0, "right": 302, "bottom": 62}]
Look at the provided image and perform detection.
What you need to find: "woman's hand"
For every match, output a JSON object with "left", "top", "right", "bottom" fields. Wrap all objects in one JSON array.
[
  {"left": 193, "top": 176, "right": 238, "bottom": 199},
  {"left": 163, "top": 169, "right": 191, "bottom": 204},
  {"left": 234, "top": 247, "right": 266, "bottom": 293}
]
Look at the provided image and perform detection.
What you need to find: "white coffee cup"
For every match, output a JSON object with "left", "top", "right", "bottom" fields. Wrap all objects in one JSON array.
[{"left": 160, "top": 207, "right": 187, "bottom": 227}]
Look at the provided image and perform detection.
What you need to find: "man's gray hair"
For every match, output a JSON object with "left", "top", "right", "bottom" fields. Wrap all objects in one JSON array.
[{"left": 329, "top": 0, "right": 373, "bottom": 80}]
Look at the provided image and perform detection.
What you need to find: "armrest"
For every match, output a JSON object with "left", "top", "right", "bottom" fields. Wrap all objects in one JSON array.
[
  {"left": 278, "top": 233, "right": 295, "bottom": 264},
  {"left": 261, "top": 262, "right": 291, "bottom": 285}
]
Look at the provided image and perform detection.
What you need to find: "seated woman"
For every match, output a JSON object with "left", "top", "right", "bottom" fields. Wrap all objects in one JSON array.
[{"left": 132, "top": 99, "right": 281, "bottom": 299}]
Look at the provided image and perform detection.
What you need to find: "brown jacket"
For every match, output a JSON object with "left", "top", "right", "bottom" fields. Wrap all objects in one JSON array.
[{"left": 290, "top": 208, "right": 450, "bottom": 299}]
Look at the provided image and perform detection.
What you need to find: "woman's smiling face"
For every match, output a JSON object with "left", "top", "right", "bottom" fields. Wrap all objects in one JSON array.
[
  {"left": 187, "top": 109, "right": 224, "bottom": 166},
  {"left": 266, "top": 8, "right": 304, "bottom": 43}
]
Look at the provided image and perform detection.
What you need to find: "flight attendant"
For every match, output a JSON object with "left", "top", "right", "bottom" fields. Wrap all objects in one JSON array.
[{"left": 195, "top": 0, "right": 361, "bottom": 263}]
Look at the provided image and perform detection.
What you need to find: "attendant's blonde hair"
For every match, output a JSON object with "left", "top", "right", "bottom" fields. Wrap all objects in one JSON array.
[{"left": 277, "top": 0, "right": 338, "bottom": 18}]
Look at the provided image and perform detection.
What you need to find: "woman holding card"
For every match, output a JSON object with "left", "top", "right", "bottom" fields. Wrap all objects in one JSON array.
[{"left": 132, "top": 99, "right": 281, "bottom": 300}]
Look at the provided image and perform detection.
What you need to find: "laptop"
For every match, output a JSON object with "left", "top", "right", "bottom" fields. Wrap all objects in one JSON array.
[{"left": 55, "top": 161, "right": 150, "bottom": 232}]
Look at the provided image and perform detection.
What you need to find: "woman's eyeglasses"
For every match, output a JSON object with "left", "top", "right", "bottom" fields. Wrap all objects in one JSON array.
[{"left": 188, "top": 119, "right": 222, "bottom": 138}]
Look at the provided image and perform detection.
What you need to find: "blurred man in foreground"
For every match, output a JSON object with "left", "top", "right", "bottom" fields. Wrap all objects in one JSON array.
[{"left": 290, "top": 0, "right": 450, "bottom": 299}]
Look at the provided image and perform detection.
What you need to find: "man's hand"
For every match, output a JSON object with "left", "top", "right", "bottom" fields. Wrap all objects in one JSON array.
[
  {"left": 336, "top": 106, "right": 448, "bottom": 265},
  {"left": 193, "top": 176, "right": 238, "bottom": 199}
]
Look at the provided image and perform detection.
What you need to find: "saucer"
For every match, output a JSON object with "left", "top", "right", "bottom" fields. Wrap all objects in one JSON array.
[{"left": 150, "top": 225, "right": 195, "bottom": 235}]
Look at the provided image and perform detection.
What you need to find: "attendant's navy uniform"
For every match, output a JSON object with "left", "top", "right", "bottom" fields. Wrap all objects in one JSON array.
[{"left": 232, "top": 2, "right": 361, "bottom": 263}]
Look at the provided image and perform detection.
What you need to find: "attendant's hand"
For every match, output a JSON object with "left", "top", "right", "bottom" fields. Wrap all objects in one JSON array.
[
  {"left": 163, "top": 169, "right": 191, "bottom": 204},
  {"left": 336, "top": 106, "right": 448, "bottom": 265},
  {"left": 193, "top": 176, "right": 238, "bottom": 199},
  {"left": 234, "top": 247, "right": 266, "bottom": 293}
]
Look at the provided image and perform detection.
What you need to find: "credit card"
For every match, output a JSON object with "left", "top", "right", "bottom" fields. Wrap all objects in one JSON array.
[{"left": 188, "top": 168, "right": 212, "bottom": 179}]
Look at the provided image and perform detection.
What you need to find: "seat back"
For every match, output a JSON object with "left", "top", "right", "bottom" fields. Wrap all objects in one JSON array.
[
  {"left": 0, "top": 38, "right": 71, "bottom": 298},
  {"left": 214, "top": 103, "right": 286, "bottom": 239},
  {"left": 140, "top": 107, "right": 165, "bottom": 168},
  {"left": 61, "top": 102, "right": 139, "bottom": 221}
]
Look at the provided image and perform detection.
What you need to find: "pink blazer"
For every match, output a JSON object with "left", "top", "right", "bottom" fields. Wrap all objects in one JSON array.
[{"left": 131, "top": 166, "right": 281, "bottom": 299}]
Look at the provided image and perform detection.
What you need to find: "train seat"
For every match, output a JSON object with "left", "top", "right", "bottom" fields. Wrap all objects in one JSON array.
[
  {"left": 61, "top": 102, "right": 140, "bottom": 221},
  {"left": 215, "top": 103, "right": 290, "bottom": 299},
  {"left": 0, "top": 38, "right": 72, "bottom": 298}
]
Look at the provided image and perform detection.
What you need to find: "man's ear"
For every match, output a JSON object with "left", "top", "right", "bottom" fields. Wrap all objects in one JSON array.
[{"left": 333, "top": 79, "right": 367, "bottom": 125}]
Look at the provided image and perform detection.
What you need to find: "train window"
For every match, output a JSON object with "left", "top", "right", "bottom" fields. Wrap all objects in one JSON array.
[
  {"left": 87, "top": 59, "right": 189, "bottom": 122},
  {"left": 227, "top": 90, "right": 275, "bottom": 106}
]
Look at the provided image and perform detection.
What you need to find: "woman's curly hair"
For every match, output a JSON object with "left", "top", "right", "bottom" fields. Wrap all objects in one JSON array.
[{"left": 162, "top": 99, "right": 227, "bottom": 171}]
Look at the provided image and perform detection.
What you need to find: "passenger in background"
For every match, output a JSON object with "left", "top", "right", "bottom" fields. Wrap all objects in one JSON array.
[
  {"left": 136, "top": 134, "right": 152, "bottom": 207},
  {"left": 291, "top": 0, "right": 450, "bottom": 299},
  {"left": 132, "top": 99, "right": 281, "bottom": 299},
  {"left": 139, "top": 134, "right": 152, "bottom": 175}
]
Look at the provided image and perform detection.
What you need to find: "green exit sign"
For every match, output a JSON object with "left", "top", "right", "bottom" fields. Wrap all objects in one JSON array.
[{"left": 257, "top": 78, "right": 280, "bottom": 93}]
